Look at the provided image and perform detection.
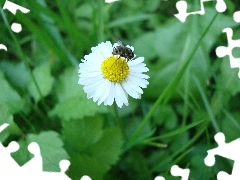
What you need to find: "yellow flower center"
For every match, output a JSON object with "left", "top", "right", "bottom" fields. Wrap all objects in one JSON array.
[{"left": 101, "top": 55, "right": 129, "bottom": 82}]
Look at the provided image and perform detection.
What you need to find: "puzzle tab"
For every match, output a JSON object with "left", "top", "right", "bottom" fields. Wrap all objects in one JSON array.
[
  {"left": 0, "top": 123, "right": 92, "bottom": 180},
  {"left": 215, "top": 28, "right": 240, "bottom": 78},
  {"left": 155, "top": 165, "right": 190, "bottom": 180},
  {"left": 174, "top": 0, "right": 227, "bottom": 22},
  {"left": 204, "top": 132, "right": 240, "bottom": 180}
]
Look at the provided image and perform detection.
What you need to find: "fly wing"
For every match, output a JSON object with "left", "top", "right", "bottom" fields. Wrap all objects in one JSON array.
[{"left": 111, "top": 34, "right": 123, "bottom": 46}]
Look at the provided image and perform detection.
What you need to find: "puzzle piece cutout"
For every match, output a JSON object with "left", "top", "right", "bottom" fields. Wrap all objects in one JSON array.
[
  {"left": 0, "top": 44, "right": 8, "bottom": 51},
  {"left": 204, "top": 132, "right": 240, "bottom": 180},
  {"left": 0, "top": 123, "right": 91, "bottom": 180},
  {"left": 174, "top": 0, "right": 227, "bottom": 22},
  {"left": 0, "top": 1, "right": 31, "bottom": 51},
  {"left": 233, "top": 11, "right": 240, "bottom": 23},
  {"left": 155, "top": 165, "right": 190, "bottom": 180},
  {"left": 215, "top": 27, "right": 240, "bottom": 78},
  {"left": 3, "top": 0, "right": 30, "bottom": 33}
]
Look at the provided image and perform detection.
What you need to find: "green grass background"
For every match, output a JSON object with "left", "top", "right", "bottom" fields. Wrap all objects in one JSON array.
[{"left": 0, "top": 0, "right": 240, "bottom": 179}]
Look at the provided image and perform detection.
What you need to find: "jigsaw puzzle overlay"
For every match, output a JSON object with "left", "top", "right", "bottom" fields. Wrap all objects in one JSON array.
[
  {"left": 0, "top": 124, "right": 91, "bottom": 180},
  {"left": 0, "top": 1, "right": 30, "bottom": 51},
  {"left": 211, "top": 5, "right": 240, "bottom": 78},
  {"left": 175, "top": 0, "right": 240, "bottom": 78},
  {"left": 155, "top": 132, "right": 240, "bottom": 180},
  {"left": 205, "top": 132, "right": 240, "bottom": 180},
  {"left": 3, "top": 121, "right": 240, "bottom": 179},
  {"left": 1, "top": 0, "right": 240, "bottom": 179},
  {"left": 174, "top": 0, "right": 226, "bottom": 22},
  {"left": 155, "top": 165, "right": 190, "bottom": 180}
]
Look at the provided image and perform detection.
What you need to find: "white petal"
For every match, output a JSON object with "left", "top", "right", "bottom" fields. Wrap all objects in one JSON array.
[
  {"left": 127, "top": 74, "right": 149, "bottom": 88},
  {"left": 115, "top": 83, "right": 128, "bottom": 107},
  {"left": 92, "top": 79, "right": 110, "bottom": 102},
  {"left": 130, "top": 67, "right": 149, "bottom": 73},
  {"left": 97, "top": 80, "right": 112, "bottom": 105},
  {"left": 129, "top": 71, "right": 150, "bottom": 79},
  {"left": 79, "top": 71, "right": 102, "bottom": 78},
  {"left": 97, "top": 41, "right": 113, "bottom": 58},
  {"left": 79, "top": 61, "right": 100, "bottom": 72},
  {"left": 78, "top": 75, "right": 104, "bottom": 86},
  {"left": 128, "top": 57, "right": 144, "bottom": 66},
  {"left": 126, "top": 45, "right": 134, "bottom": 52},
  {"left": 114, "top": 84, "right": 123, "bottom": 108},
  {"left": 130, "top": 63, "right": 146, "bottom": 69},
  {"left": 126, "top": 76, "right": 143, "bottom": 94},
  {"left": 121, "top": 80, "right": 139, "bottom": 99},
  {"left": 84, "top": 53, "right": 96, "bottom": 63},
  {"left": 83, "top": 80, "right": 103, "bottom": 98},
  {"left": 104, "top": 83, "right": 115, "bottom": 106},
  {"left": 91, "top": 46, "right": 105, "bottom": 61}
]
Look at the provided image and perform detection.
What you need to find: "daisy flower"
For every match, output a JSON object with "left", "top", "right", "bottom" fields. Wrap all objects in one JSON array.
[{"left": 78, "top": 41, "right": 149, "bottom": 108}]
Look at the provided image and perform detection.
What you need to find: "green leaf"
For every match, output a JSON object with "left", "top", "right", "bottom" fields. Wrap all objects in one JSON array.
[
  {"left": 222, "top": 112, "right": 240, "bottom": 141},
  {"left": 55, "top": 67, "right": 84, "bottom": 101},
  {"left": 0, "top": 104, "right": 21, "bottom": 142},
  {"left": 88, "top": 127, "right": 123, "bottom": 168},
  {"left": 50, "top": 98, "right": 107, "bottom": 121},
  {"left": 62, "top": 116, "right": 104, "bottom": 152},
  {"left": 0, "top": 104, "right": 13, "bottom": 125},
  {"left": 217, "top": 59, "right": 240, "bottom": 95},
  {"left": 0, "top": 104, "right": 13, "bottom": 142},
  {"left": 11, "top": 139, "right": 30, "bottom": 166},
  {"left": 68, "top": 154, "right": 106, "bottom": 180},
  {"left": 0, "top": 71, "right": 24, "bottom": 113},
  {"left": 50, "top": 67, "right": 108, "bottom": 120},
  {"left": 28, "top": 64, "right": 54, "bottom": 102},
  {"left": 27, "top": 131, "right": 69, "bottom": 172},
  {"left": 63, "top": 116, "right": 123, "bottom": 180},
  {"left": 0, "top": 61, "right": 29, "bottom": 89}
]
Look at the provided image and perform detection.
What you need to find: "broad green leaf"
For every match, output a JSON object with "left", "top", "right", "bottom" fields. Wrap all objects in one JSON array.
[
  {"left": 28, "top": 64, "right": 54, "bottom": 102},
  {"left": 51, "top": 67, "right": 108, "bottom": 120},
  {"left": 11, "top": 139, "right": 30, "bottom": 166},
  {"left": 64, "top": 116, "right": 123, "bottom": 180},
  {"left": 27, "top": 131, "right": 69, "bottom": 172},
  {"left": 49, "top": 98, "right": 107, "bottom": 121},
  {"left": 222, "top": 112, "right": 240, "bottom": 141},
  {"left": 0, "top": 104, "right": 13, "bottom": 125},
  {"left": 88, "top": 127, "right": 123, "bottom": 168},
  {"left": 0, "top": 71, "right": 24, "bottom": 113},
  {"left": 0, "top": 104, "right": 21, "bottom": 142},
  {"left": 68, "top": 154, "right": 106, "bottom": 180},
  {"left": 55, "top": 67, "right": 85, "bottom": 101},
  {"left": 0, "top": 61, "right": 29, "bottom": 89},
  {"left": 62, "top": 116, "right": 103, "bottom": 152}
]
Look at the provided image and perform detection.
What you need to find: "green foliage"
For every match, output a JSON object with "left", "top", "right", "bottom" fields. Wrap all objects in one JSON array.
[
  {"left": 62, "top": 116, "right": 123, "bottom": 179},
  {"left": 28, "top": 63, "right": 54, "bottom": 102},
  {"left": 0, "top": 71, "right": 24, "bottom": 113},
  {"left": 0, "top": 0, "right": 240, "bottom": 179},
  {"left": 27, "top": 131, "right": 69, "bottom": 171},
  {"left": 50, "top": 67, "right": 108, "bottom": 121}
]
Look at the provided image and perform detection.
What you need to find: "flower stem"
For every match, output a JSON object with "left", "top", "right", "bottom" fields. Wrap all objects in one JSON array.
[{"left": 113, "top": 103, "right": 126, "bottom": 139}]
